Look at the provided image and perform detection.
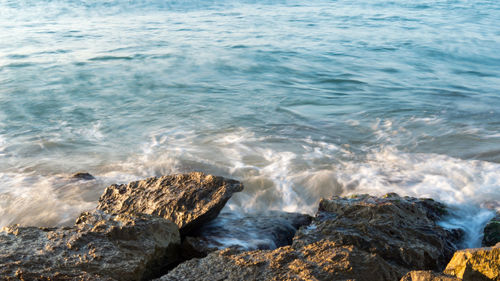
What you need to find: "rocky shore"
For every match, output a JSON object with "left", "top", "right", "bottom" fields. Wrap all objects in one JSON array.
[{"left": 0, "top": 172, "right": 498, "bottom": 281}]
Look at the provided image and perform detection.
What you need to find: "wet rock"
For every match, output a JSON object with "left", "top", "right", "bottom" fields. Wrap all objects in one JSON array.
[
  {"left": 71, "top": 172, "right": 96, "bottom": 181},
  {"left": 443, "top": 243, "right": 500, "bottom": 281},
  {"left": 159, "top": 193, "right": 463, "bottom": 281},
  {"left": 97, "top": 172, "right": 243, "bottom": 234},
  {"left": 181, "top": 236, "right": 219, "bottom": 259},
  {"left": 483, "top": 212, "right": 500, "bottom": 247},
  {"left": 400, "top": 271, "right": 460, "bottom": 281},
  {"left": 295, "top": 194, "right": 463, "bottom": 271},
  {"left": 181, "top": 211, "right": 312, "bottom": 259},
  {"left": 0, "top": 210, "right": 181, "bottom": 280}
]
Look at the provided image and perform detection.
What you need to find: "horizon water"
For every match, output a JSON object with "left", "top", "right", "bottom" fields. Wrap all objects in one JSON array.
[{"left": 1, "top": 0, "right": 500, "bottom": 249}]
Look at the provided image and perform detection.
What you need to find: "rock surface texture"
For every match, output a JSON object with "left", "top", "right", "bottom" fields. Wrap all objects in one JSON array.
[
  {"left": 0, "top": 211, "right": 180, "bottom": 280},
  {"left": 483, "top": 212, "right": 500, "bottom": 247},
  {"left": 97, "top": 172, "right": 243, "bottom": 234},
  {"left": 444, "top": 243, "right": 500, "bottom": 281},
  {"left": 159, "top": 193, "right": 463, "bottom": 281},
  {"left": 400, "top": 271, "right": 460, "bottom": 281},
  {"left": 5, "top": 173, "right": 499, "bottom": 281}
]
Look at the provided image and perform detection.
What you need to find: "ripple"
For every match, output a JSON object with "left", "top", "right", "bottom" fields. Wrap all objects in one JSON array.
[
  {"left": 6, "top": 54, "right": 29, "bottom": 59},
  {"left": 4, "top": 62, "right": 35, "bottom": 68},
  {"left": 89, "top": 56, "right": 134, "bottom": 61}
]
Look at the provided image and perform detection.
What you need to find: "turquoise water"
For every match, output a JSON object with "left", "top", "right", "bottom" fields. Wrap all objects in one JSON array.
[{"left": 1, "top": 0, "right": 500, "bottom": 246}]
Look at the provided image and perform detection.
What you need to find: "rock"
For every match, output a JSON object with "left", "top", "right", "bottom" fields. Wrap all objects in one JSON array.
[
  {"left": 71, "top": 172, "right": 96, "bottom": 181},
  {"left": 159, "top": 242, "right": 401, "bottom": 281},
  {"left": 13, "top": 271, "right": 115, "bottom": 281},
  {"left": 181, "top": 236, "right": 219, "bottom": 259},
  {"left": 0, "top": 210, "right": 181, "bottom": 280},
  {"left": 400, "top": 271, "right": 460, "bottom": 281},
  {"left": 483, "top": 212, "right": 500, "bottom": 247},
  {"left": 181, "top": 211, "right": 312, "bottom": 259},
  {"left": 159, "top": 193, "right": 463, "bottom": 281},
  {"left": 443, "top": 243, "right": 500, "bottom": 281},
  {"left": 97, "top": 172, "right": 243, "bottom": 234},
  {"left": 294, "top": 194, "right": 463, "bottom": 271}
]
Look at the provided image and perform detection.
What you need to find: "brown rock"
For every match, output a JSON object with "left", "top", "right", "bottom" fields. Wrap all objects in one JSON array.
[
  {"left": 295, "top": 194, "right": 463, "bottom": 271},
  {"left": 444, "top": 243, "right": 500, "bottom": 281},
  {"left": 97, "top": 172, "right": 243, "bottom": 234},
  {"left": 158, "top": 241, "right": 401, "bottom": 281},
  {"left": 159, "top": 193, "right": 463, "bottom": 281},
  {"left": 11, "top": 271, "right": 114, "bottom": 281},
  {"left": 181, "top": 236, "right": 219, "bottom": 259},
  {"left": 0, "top": 211, "right": 181, "bottom": 280},
  {"left": 400, "top": 271, "right": 460, "bottom": 281}
]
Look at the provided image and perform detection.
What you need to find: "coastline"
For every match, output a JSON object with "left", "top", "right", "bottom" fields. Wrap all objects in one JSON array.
[{"left": 1, "top": 172, "right": 498, "bottom": 281}]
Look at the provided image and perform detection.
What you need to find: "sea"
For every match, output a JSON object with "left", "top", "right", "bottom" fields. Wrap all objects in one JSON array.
[{"left": 0, "top": 0, "right": 499, "bottom": 248}]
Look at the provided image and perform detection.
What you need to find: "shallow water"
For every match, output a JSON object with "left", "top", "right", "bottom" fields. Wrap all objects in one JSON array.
[{"left": 1, "top": 0, "right": 499, "bottom": 248}]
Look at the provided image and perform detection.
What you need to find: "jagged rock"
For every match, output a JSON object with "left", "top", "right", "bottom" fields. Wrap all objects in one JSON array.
[
  {"left": 71, "top": 172, "right": 96, "bottom": 181},
  {"left": 400, "top": 271, "right": 460, "bottom": 281},
  {"left": 181, "top": 211, "right": 312, "bottom": 259},
  {"left": 159, "top": 193, "right": 463, "bottom": 281},
  {"left": 483, "top": 212, "right": 500, "bottom": 247},
  {"left": 158, "top": 242, "right": 401, "bottom": 281},
  {"left": 294, "top": 194, "right": 463, "bottom": 271},
  {"left": 0, "top": 210, "right": 180, "bottom": 280},
  {"left": 97, "top": 172, "right": 243, "bottom": 234},
  {"left": 443, "top": 243, "right": 500, "bottom": 281}
]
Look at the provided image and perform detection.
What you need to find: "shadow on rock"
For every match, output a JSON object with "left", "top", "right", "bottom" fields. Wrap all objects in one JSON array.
[{"left": 181, "top": 211, "right": 312, "bottom": 259}]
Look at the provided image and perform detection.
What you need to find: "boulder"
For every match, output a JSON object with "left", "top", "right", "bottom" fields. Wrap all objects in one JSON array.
[
  {"left": 483, "top": 212, "right": 500, "bottom": 247},
  {"left": 159, "top": 193, "right": 463, "bottom": 281},
  {"left": 294, "top": 194, "right": 463, "bottom": 270},
  {"left": 97, "top": 172, "right": 243, "bottom": 234},
  {"left": 0, "top": 210, "right": 180, "bottom": 280},
  {"left": 443, "top": 243, "right": 500, "bottom": 281},
  {"left": 400, "top": 271, "right": 460, "bottom": 281},
  {"left": 71, "top": 172, "right": 96, "bottom": 181},
  {"left": 181, "top": 211, "right": 312, "bottom": 259}
]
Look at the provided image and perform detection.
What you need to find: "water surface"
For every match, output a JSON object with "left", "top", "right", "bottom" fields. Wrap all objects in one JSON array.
[{"left": 1, "top": 0, "right": 500, "bottom": 247}]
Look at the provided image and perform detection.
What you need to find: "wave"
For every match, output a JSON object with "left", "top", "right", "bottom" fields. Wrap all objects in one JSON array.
[
  {"left": 0, "top": 172, "right": 100, "bottom": 227},
  {"left": 0, "top": 125, "right": 498, "bottom": 247},
  {"left": 109, "top": 128, "right": 500, "bottom": 247}
]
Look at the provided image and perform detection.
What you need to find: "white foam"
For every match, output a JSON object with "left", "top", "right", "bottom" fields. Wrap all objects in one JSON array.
[
  {"left": 63, "top": 121, "right": 105, "bottom": 142},
  {"left": 335, "top": 147, "right": 500, "bottom": 247},
  {"left": 117, "top": 127, "right": 500, "bottom": 232},
  {"left": 0, "top": 172, "right": 101, "bottom": 228},
  {"left": 438, "top": 208, "right": 494, "bottom": 248},
  {"left": 336, "top": 147, "right": 500, "bottom": 209},
  {"left": 0, "top": 134, "right": 6, "bottom": 155},
  {"left": 1, "top": 126, "right": 497, "bottom": 248},
  {"left": 484, "top": 132, "right": 500, "bottom": 139},
  {"left": 103, "top": 128, "right": 326, "bottom": 214},
  {"left": 408, "top": 116, "right": 443, "bottom": 125},
  {"left": 345, "top": 119, "right": 360, "bottom": 126}
]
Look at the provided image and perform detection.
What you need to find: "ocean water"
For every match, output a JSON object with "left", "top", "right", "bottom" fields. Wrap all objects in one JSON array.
[{"left": 1, "top": 0, "right": 500, "bottom": 248}]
